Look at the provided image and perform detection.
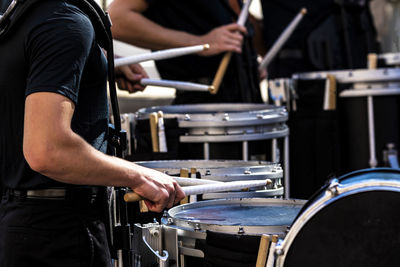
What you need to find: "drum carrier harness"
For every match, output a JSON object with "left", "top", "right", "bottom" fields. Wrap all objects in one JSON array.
[{"left": 0, "top": 1, "right": 132, "bottom": 266}]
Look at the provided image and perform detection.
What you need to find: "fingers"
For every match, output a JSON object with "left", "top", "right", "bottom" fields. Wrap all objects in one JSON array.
[
  {"left": 131, "top": 171, "right": 185, "bottom": 213},
  {"left": 115, "top": 63, "right": 148, "bottom": 93}
]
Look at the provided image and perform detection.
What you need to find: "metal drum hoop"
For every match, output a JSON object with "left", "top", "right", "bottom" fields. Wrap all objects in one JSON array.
[
  {"left": 165, "top": 198, "right": 305, "bottom": 236},
  {"left": 292, "top": 68, "right": 400, "bottom": 84}
]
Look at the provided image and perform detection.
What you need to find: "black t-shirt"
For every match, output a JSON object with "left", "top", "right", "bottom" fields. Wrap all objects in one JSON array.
[
  {"left": 144, "top": 0, "right": 262, "bottom": 104},
  {"left": 0, "top": 0, "right": 109, "bottom": 189}
]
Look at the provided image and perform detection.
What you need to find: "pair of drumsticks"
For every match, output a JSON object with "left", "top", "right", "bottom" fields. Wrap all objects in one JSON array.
[
  {"left": 124, "top": 175, "right": 272, "bottom": 202},
  {"left": 256, "top": 234, "right": 279, "bottom": 267},
  {"left": 115, "top": 3, "right": 307, "bottom": 94}
]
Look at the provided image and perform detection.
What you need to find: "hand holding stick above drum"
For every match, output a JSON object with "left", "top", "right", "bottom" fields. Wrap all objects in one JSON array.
[
  {"left": 210, "top": 0, "right": 253, "bottom": 94},
  {"left": 114, "top": 44, "right": 210, "bottom": 67},
  {"left": 258, "top": 8, "right": 307, "bottom": 73},
  {"left": 124, "top": 179, "right": 272, "bottom": 202}
]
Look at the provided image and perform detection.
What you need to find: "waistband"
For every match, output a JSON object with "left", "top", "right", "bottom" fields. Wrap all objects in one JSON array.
[{"left": 2, "top": 187, "right": 101, "bottom": 202}]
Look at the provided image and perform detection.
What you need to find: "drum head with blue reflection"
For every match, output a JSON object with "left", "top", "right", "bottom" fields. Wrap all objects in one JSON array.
[
  {"left": 282, "top": 169, "right": 400, "bottom": 267},
  {"left": 168, "top": 198, "right": 305, "bottom": 235}
]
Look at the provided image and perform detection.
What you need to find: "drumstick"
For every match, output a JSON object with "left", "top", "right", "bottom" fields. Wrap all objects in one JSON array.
[
  {"left": 114, "top": 44, "right": 210, "bottom": 67},
  {"left": 140, "top": 78, "right": 213, "bottom": 92},
  {"left": 265, "top": 235, "right": 278, "bottom": 267},
  {"left": 174, "top": 176, "right": 222, "bottom": 186},
  {"left": 157, "top": 111, "right": 168, "bottom": 152},
  {"left": 255, "top": 234, "right": 270, "bottom": 267},
  {"left": 323, "top": 74, "right": 336, "bottom": 110},
  {"left": 180, "top": 169, "right": 190, "bottom": 204},
  {"left": 149, "top": 112, "right": 159, "bottom": 152},
  {"left": 124, "top": 179, "right": 272, "bottom": 202},
  {"left": 368, "top": 53, "right": 378, "bottom": 69},
  {"left": 258, "top": 8, "right": 307, "bottom": 72},
  {"left": 210, "top": 0, "right": 253, "bottom": 95}
]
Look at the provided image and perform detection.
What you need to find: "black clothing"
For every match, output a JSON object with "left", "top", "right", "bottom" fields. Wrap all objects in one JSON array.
[
  {"left": 144, "top": 0, "right": 263, "bottom": 104},
  {"left": 0, "top": 192, "right": 111, "bottom": 267},
  {"left": 261, "top": 0, "right": 379, "bottom": 78},
  {"left": 0, "top": 0, "right": 112, "bottom": 265},
  {"left": 0, "top": 0, "right": 109, "bottom": 189}
]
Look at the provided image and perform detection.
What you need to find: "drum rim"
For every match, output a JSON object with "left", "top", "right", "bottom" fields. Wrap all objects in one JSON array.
[
  {"left": 165, "top": 198, "right": 306, "bottom": 235},
  {"left": 292, "top": 68, "right": 400, "bottom": 83},
  {"left": 136, "top": 103, "right": 284, "bottom": 115},
  {"left": 275, "top": 168, "right": 400, "bottom": 266}
]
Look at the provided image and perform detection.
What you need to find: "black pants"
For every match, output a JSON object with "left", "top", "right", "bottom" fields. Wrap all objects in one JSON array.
[{"left": 0, "top": 193, "right": 111, "bottom": 267}]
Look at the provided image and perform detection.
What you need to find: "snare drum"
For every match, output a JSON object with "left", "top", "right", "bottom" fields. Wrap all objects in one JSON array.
[
  {"left": 275, "top": 168, "right": 400, "bottom": 267},
  {"left": 135, "top": 160, "right": 284, "bottom": 199},
  {"left": 162, "top": 198, "right": 305, "bottom": 267},
  {"left": 132, "top": 103, "right": 288, "bottom": 158}
]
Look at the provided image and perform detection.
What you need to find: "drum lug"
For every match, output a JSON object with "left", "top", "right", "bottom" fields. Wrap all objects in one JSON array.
[
  {"left": 327, "top": 178, "right": 340, "bottom": 196},
  {"left": 238, "top": 226, "right": 245, "bottom": 234},
  {"left": 275, "top": 246, "right": 284, "bottom": 256},
  {"left": 194, "top": 223, "right": 202, "bottom": 231},
  {"left": 223, "top": 113, "right": 230, "bottom": 121},
  {"left": 161, "top": 211, "right": 173, "bottom": 225}
]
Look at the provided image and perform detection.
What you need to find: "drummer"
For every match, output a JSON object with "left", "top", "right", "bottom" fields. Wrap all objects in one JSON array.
[
  {"left": 107, "top": 0, "right": 265, "bottom": 104},
  {"left": 0, "top": 0, "right": 185, "bottom": 265}
]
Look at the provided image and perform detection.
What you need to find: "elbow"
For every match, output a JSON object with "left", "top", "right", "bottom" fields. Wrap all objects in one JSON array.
[{"left": 23, "top": 142, "right": 56, "bottom": 175}]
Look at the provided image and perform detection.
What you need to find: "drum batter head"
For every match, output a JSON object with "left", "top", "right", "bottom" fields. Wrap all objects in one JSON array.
[{"left": 278, "top": 169, "right": 400, "bottom": 267}]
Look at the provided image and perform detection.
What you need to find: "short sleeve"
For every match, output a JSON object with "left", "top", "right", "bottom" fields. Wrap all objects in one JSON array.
[{"left": 25, "top": 6, "right": 95, "bottom": 104}]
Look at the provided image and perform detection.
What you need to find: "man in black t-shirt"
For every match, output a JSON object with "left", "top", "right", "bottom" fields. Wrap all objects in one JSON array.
[
  {"left": 108, "top": 0, "right": 264, "bottom": 104},
  {"left": 0, "top": 0, "right": 184, "bottom": 265}
]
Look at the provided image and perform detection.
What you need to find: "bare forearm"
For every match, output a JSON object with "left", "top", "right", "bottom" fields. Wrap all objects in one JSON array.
[{"left": 109, "top": 4, "right": 200, "bottom": 49}]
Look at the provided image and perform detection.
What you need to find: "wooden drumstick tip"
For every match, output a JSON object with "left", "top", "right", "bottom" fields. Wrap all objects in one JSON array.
[
  {"left": 272, "top": 234, "right": 279, "bottom": 243},
  {"left": 266, "top": 179, "right": 273, "bottom": 185},
  {"left": 208, "top": 85, "right": 216, "bottom": 94},
  {"left": 300, "top": 8, "right": 307, "bottom": 15},
  {"left": 203, "top": 44, "right": 210, "bottom": 50}
]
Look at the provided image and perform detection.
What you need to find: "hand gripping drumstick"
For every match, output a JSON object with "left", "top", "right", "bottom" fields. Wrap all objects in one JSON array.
[
  {"left": 209, "top": 0, "right": 253, "bottom": 95},
  {"left": 258, "top": 8, "right": 307, "bottom": 72},
  {"left": 124, "top": 179, "right": 272, "bottom": 202},
  {"left": 114, "top": 44, "right": 210, "bottom": 67}
]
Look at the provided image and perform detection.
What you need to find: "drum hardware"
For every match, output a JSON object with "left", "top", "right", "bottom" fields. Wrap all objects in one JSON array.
[
  {"left": 259, "top": 8, "right": 307, "bottom": 72},
  {"left": 274, "top": 168, "right": 400, "bottom": 267},
  {"left": 383, "top": 143, "right": 399, "bottom": 169},
  {"left": 268, "top": 78, "right": 297, "bottom": 112},
  {"left": 211, "top": 0, "right": 252, "bottom": 94},
  {"left": 339, "top": 85, "right": 400, "bottom": 168}
]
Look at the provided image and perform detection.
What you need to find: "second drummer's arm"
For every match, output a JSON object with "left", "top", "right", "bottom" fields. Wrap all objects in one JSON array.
[
  {"left": 23, "top": 92, "right": 185, "bottom": 211},
  {"left": 107, "top": 0, "right": 247, "bottom": 56}
]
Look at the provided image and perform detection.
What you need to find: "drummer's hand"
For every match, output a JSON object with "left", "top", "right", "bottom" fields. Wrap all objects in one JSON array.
[
  {"left": 115, "top": 63, "right": 148, "bottom": 93},
  {"left": 198, "top": 23, "right": 247, "bottom": 56},
  {"left": 131, "top": 166, "right": 185, "bottom": 212}
]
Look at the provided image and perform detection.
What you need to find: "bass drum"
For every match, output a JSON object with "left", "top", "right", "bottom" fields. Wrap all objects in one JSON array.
[{"left": 275, "top": 168, "right": 400, "bottom": 267}]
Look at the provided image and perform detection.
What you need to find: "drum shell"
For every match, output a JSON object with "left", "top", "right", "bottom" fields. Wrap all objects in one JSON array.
[
  {"left": 126, "top": 103, "right": 289, "bottom": 162},
  {"left": 276, "top": 168, "right": 400, "bottom": 267}
]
